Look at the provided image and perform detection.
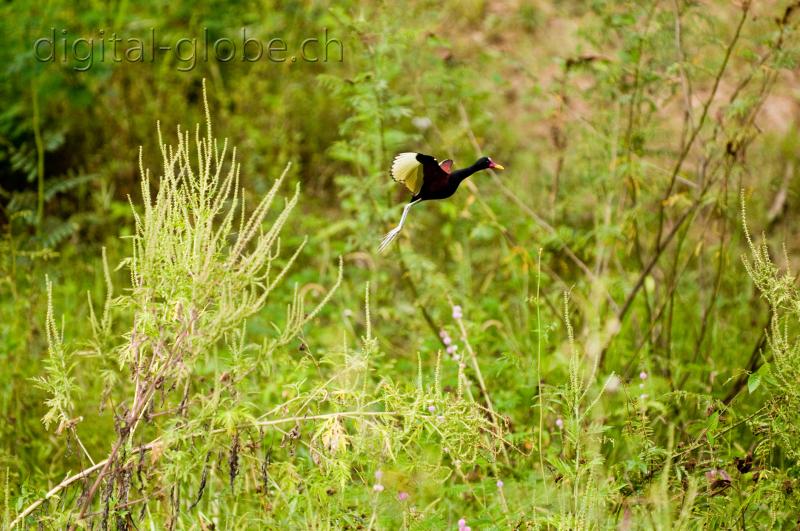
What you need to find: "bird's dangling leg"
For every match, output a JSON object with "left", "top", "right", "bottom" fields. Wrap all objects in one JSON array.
[{"left": 378, "top": 199, "right": 420, "bottom": 253}]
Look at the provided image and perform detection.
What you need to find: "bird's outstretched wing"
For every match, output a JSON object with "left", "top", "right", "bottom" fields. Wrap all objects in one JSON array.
[
  {"left": 391, "top": 152, "right": 425, "bottom": 195},
  {"left": 391, "top": 152, "right": 449, "bottom": 195}
]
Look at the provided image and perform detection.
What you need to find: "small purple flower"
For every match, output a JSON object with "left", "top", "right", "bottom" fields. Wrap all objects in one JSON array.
[
  {"left": 397, "top": 491, "right": 409, "bottom": 501},
  {"left": 437, "top": 415, "right": 445, "bottom": 422},
  {"left": 458, "top": 518, "right": 467, "bottom": 529},
  {"left": 375, "top": 470, "right": 383, "bottom": 481},
  {"left": 428, "top": 405, "right": 436, "bottom": 413},
  {"left": 443, "top": 335, "right": 452, "bottom": 346},
  {"left": 640, "top": 371, "right": 648, "bottom": 380},
  {"left": 452, "top": 305, "right": 463, "bottom": 320},
  {"left": 496, "top": 479, "right": 504, "bottom": 488},
  {"left": 373, "top": 484, "right": 384, "bottom": 493},
  {"left": 446, "top": 344, "right": 458, "bottom": 355},
  {"left": 556, "top": 417, "right": 564, "bottom": 429},
  {"left": 439, "top": 329, "right": 447, "bottom": 339}
]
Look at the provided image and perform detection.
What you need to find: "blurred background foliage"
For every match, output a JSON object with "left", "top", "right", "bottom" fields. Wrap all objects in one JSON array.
[{"left": 3, "top": 0, "right": 800, "bottom": 527}]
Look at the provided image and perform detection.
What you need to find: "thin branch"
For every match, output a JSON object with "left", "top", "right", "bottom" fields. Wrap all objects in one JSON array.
[
  {"left": 74, "top": 314, "right": 196, "bottom": 524},
  {"left": 398, "top": 254, "right": 447, "bottom": 349},
  {"left": 10, "top": 441, "right": 162, "bottom": 529},
  {"left": 456, "top": 104, "right": 619, "bottom": 313},
  {"left": 722, "top": 311, "right": 771, "bottom": 405},
  {"left": 654, "top": 4, "right": 749, "bottom": 249},
  {"left": 672, "top": 0, "right": 694, "bottom": 136},
  {"left": 454, "top": 313, "right": 510, "bottom": 465},
  {"left": 599, "top": 191, "right": 705, "bottom": 368},
  {"left": 13, "top": 409, "right": 399, "bottom": 527},
  {"left": 255, "top": 410, "right": 397, "bottom": 427}
]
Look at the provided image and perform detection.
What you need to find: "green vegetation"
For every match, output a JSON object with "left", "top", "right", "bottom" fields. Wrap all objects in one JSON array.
[{"left": 3, "top": 0, "right": 800, "bottom": 528}]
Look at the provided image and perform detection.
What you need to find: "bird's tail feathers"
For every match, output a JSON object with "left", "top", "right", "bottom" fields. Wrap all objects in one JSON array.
[{"left": 378, "top": 226, "right": 402, "bottom": 253}]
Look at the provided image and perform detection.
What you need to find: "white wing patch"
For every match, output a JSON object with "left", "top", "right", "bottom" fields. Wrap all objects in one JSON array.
[{"left": 391, "top": 152, "right": 423, "bottom": 195}]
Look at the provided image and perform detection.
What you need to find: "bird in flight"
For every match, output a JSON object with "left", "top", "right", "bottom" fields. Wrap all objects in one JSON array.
[{"left": 378, "top": 152, "right": 504, "bottom": 252}]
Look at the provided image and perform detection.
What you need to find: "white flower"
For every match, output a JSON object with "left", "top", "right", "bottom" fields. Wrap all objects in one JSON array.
[
  {"left": 412, "top": 116, "right": 432, "bottom": 130},
  {"left": 605, "top": 374, "right": 621, "bottom": 392}
]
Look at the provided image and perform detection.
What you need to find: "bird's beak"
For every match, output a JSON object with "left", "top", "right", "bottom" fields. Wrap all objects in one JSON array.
[{"left": 490, "top": 161, "right": 505, "bottom": 171}]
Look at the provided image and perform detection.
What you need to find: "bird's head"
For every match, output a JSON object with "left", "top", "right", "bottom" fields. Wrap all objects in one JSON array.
[{"left": 476, "top": 156, "right": 504, "bottom": 171}]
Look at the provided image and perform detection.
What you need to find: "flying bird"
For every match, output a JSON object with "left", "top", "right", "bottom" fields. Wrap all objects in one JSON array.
[{"left": 378, "top": 152, "right": 504, "bottom": 252}]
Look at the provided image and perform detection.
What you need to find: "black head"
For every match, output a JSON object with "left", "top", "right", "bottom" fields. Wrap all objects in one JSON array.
[{"left": 475, "top": 156, "right": 504, "bottom": 171}]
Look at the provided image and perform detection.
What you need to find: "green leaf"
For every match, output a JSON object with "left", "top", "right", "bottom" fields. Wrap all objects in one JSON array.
[
  {"left": 706, "top": 411, "right": 719, "bottom": 444},
  {"left": 747, "top": 371, "right": 761, "bottom": 394}
]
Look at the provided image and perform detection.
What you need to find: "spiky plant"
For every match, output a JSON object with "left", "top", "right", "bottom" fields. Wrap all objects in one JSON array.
[{"left": 18, "top": 80, "right": 335, "bottom": 527}]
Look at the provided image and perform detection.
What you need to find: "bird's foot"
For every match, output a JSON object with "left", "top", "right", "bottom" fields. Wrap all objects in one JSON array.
[{"left": 378, "top": 227, "right": 401, "bottom": 253}]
